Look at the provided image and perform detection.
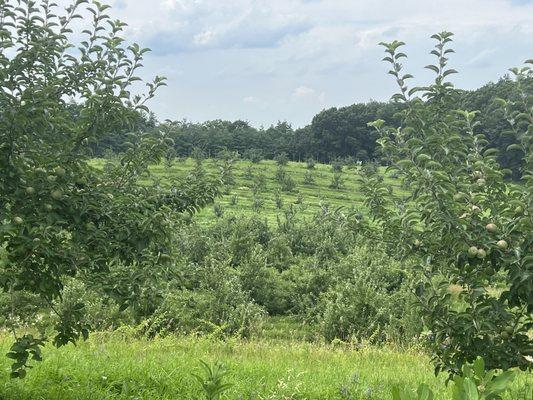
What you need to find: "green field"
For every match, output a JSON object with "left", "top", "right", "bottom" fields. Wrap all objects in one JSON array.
[
  {"left": 2, "top": 159, "right": 528, "bottom": 399},
  {"left": 0, "top": 329, "right": 531, "bottom": 400},
  {"left": 93, "top": 158, "right": 398, "bottom": 224}
]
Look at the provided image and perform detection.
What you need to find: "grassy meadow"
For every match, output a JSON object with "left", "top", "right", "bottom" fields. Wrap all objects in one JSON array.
[{"left": 0, "top": 329, "right": 531, "bottom": 400}]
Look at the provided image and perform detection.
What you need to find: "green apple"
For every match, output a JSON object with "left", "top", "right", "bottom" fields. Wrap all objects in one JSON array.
[
  {"left": 468, "top": 246, "right": 478, "bottom": 258},
  {"left": 51, "top": 189, "right": 63, "bottom": 200},
  {"left": 486, "top": 223, "right": 497, "bottom": 233},
  {"left": 54, "top": 166, "right": 66, "bottom": 177},
  {"left": 496, "top": 240, "right": 508, "bottom": 250},
  {"left": 453, "top": 193, "right": 465, "bottom": 201}
]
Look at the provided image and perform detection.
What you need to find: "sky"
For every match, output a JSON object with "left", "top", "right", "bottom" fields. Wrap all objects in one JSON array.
[{"left": 68, "top": 0, "right": 533, "bottom": 127}]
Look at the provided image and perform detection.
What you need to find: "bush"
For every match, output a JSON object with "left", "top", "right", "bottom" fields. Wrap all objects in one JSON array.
[
  {"left": 329, "top": 173, "right": 344, "bottom": 189},
  {"left": 275, "top": 166, "right": 286, "bottom": 182},
  {"left": 217, "top": 157, "right": 235, "bottom": 189},
  {"left": 146, "top": 288, "right": 264, "bottom": 338},
  {"left": 303, "top": 170, "right": 315, "bottom": 185},
  {"left": 276, "top": 167, "right": 296, "bottom": 192},
  {"left": 252, "top": 195, "right": 264, "bottom": 211},
  {"left": 0, "top": 290, "right": 45, "bottom": 333},
  {"left": 213, "top": 203, "right": 224, "bottom": 218},
  {"left": 275, "top": 153, "right": 289, "bottom": 166},
  {"left": 55, "top": 278, "right": 129, "bottom": 332},
  {"left": 281, "top": 260, "right": 332, "bottom": 316},
  {"left": 281, "top": 176, "right": 296, "bottom": 192},
  {"left": 317, "top": 245, "right": 421, "bottom": 343},
  {"left": 224, "top": 217, "right": 271, "bottom": 265},
  {"left": 274, "top": 190, "right": 284, "bottom": 209},
  {"left": 146, "top": 258, "right": 265, "bottom": 338},
  {"left": 251, "top": 172, "right": 267, "bottom": 194},
  {"left": 331, "top": 160, "right": 344, "bottom": 173},
  {"left": 243, "top": 165, "right": 255, "bottom": 179},
  {"left": 238, "top": 249, "right": 291, "bottom": 315}
]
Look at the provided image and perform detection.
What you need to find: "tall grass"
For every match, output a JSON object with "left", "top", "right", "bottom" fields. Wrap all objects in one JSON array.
[{"left": 0, "top": 331, "right": 531, "bottom": 399}]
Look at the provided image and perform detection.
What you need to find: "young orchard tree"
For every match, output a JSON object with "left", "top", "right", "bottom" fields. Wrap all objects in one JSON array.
[
  {"left": 360, "top": 32, "right": 532, "bottom": 376},
  {"left": 0, "top": 0, "right": 217, "bottom": 377}
]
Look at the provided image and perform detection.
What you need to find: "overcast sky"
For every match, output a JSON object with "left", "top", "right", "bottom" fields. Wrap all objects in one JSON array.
[{"left": 75, "top": 0, "right": 533, "bottom": 127}]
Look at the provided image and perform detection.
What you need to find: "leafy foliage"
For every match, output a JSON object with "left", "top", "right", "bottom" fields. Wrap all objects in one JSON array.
[
  {"left": 392, "top": 357, "right": 517, "bottom": 400},
  {"left": 361, "top": 32, "right": 532, "bottom": 376},
  {"left": 104, "top": 85, "right": 528, "bottom": 171},
  {"left": 193, "top": 360, "right": 233, "bottom": 400},
  {"left": 0, "top": 0, "right": 217, "bottom": 376}
]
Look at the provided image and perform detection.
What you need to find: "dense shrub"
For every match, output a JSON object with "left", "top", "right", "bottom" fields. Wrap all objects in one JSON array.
[
  {"left": 317, "top": 246, "right": 420, "bottom": 343},
  {"left": 0, "top": 290, "right": 45, "bottom": 333},
  {"left": 274, "top": 153, "right": 289, "bottom": 166},
  {"left": 303, "top": 170, "right": 315, "bottom": 185},
  {"left": 1, "top": 198, "right": 421, "bottom": 345},
  {"left": 238, "top": 249, "right": 292, "bottom": 315},
  {"left": 54, "top": 278, "right": 129, "bottom": 332},
  {"left": 146, "top": 258, "right": 265, "bottom": 337},
  {"left": 329, "top": 173, "right": 345, "bottom": 189},
  {"left": 280, "top": 259, "right": 332, "bottom": 316},
  {"left": 146, "top": 288, "right": 264, "bottom": 338}
]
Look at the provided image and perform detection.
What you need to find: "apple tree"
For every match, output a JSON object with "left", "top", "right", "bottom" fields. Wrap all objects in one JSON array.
[
  {"left": 0, "top": 0, "right": 217, "bottom": 377},
  {"left": 360, "top": 32, "right": 531, "bottom": 376}
]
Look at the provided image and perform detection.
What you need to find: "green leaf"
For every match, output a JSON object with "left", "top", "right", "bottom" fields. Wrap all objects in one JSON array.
[
  {"left": 462, "top": 379, "right": 479, "bottom": 400},
  {"left": 506, "top": 144, "right": 522, "bottom": 152},
  {"left": 472, "top": 357, "right": 484, "bottom": 378},
  {"left": 485, "top": 370, "right": 516, "bottom": 395},
  {"left": 425, "top": 65, "right": 440, "bottom": 74},
  {"left": 443, "top": 69, "right": 458, "bottom": 77}
]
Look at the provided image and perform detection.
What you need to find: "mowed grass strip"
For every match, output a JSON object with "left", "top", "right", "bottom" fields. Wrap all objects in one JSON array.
[{"left": 92, "top": 158, "right": 402, "bottom": 224}]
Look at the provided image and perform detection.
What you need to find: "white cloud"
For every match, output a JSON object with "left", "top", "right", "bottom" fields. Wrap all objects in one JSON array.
[
  {"left": 243, "top": 96, "right": 259, "bottom": 104},
  {"left": 293, "top": 86, "right": 315, "bottom": 99},
  {"left": 52, "top": 0, "right": 533, "bottom": 127},
  {"left": 292, "top": 86, "right": 326, "bottom": 106},
  {"left": 193, "top": 30, "right": 216, "bottom": 45}
]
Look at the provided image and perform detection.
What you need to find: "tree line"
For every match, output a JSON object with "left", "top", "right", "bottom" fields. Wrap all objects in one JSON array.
[{"left": 92, "top": 76, "right": 528, "bottom": 178}]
